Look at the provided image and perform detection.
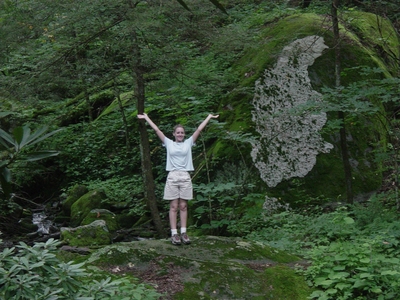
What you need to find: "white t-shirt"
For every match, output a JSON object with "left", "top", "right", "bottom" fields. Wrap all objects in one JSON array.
[{"left": 163, "top": 136, "right": 195, "bottom": 171}]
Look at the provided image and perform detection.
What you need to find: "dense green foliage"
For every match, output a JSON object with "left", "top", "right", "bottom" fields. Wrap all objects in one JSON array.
[
  {"left": 0, "top": 0, "right": 400, "bottom": 298},
  {"left": 0, "top": 0, "right": 398, "bottom": 225},
  {"left": 0, "top": 0, "right": 268, "bottom": 227},
  {"left": 0, "top": 124, "right": 61, "bottom": 212},
  {"left": 247, "top": 194, "right": 400, "bottom": 299},
  {"left": 0, "top": 238, "right": 161, "bottom": 299}
]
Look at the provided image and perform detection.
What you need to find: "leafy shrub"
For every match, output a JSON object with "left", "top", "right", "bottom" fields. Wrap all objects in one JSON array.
[
  {"left": 83, "top": 176, "right": 144, "bottom": 209},
  {"left": 191, "top": 160, "right": 267, "bottom": 236},
  {"left": 304, "top": 237, "right": 400, "bottom": 300},
  {"left": 303, "top": 207, "right": 358, "bottom": 244},
  {"left": 353, "top": 194, "right": 398, "bottom": 229},
  {"left": 49, "top": 116, "right": 140, "bottom": 184},
  {"left": 246, "top": 211, "right": 312, "bottom": 254},
  {"left": 0, "top": 238, "right": 160, "bottom": 300},
  {"left": 225, "top": 192, "right": 267, "bottom": 235},
  {"left": 247, "top": 206, "right": 360, "bottom": 253},
  {"left": 245, "top": 198, "right": 400, "bottom": 299},
  {"left": 0, "top": 124, "right": 61, "bottom": 200},
  {"left": 192, "top": 181, "right": 238, "bottom": 233},
  {"left": 192, "top": 181, "right": 266, "bottom": 236}
]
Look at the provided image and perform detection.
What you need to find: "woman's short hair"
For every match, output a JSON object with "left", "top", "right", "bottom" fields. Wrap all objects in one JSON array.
[{"left": 173, "top": 124, "right": 185, "bottom": 133}]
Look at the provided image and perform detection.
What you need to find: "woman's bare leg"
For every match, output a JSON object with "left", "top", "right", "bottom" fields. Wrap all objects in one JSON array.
[
  {"left": 179, "top": 199, "right": 188, "bottom": 228},
  {"left": 169, "top": 199, "right": 179, "bottom": 231}
]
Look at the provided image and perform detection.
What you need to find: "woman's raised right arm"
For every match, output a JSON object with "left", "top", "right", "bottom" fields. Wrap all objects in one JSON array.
[{"left": 137, "top": 113, "right": 165, "bottom": 143}]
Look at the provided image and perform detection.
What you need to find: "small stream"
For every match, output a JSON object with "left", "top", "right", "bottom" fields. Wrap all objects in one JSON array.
[{"left": 32, "top": 212, "right": 53, "bottom": 235}]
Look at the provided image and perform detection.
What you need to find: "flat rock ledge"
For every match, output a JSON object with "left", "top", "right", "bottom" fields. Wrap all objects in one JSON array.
[{"left": 84, "top": 235, "right": 312, "bottom": 299}]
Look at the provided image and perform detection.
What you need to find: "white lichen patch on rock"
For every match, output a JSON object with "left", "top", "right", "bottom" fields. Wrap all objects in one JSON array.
[
  {"left": 236, "top": 241, "right": 252, "bottom": 250},
  {"left": 251, "top": 35, "right": 333, "bottom": 187}
]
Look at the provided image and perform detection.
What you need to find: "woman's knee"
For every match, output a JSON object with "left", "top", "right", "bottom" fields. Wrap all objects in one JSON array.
[
  {"left": 170, "top": 200, "right": 179, "bottom": 212},
  {"left": 179, "top": 200, "right": 188, "bottom": 211}
]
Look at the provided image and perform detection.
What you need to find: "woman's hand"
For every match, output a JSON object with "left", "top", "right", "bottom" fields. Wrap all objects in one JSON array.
[
  {"left": 137, "top": 113, "right": 147, "bottom": 119},
  {"left": 208, "top": 114, "right": 219, "bottom": 119}
]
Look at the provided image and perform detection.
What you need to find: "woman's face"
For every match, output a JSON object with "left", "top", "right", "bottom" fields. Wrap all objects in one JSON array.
[{"left": 173, "top": 127, "right": 185, "bottom": 142}]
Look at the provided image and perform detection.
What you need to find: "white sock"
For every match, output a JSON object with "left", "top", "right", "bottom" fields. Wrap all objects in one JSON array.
[
  {"left": 171, "top": 229, "right": 178, "bottom": 236},
  {"left": 180, "top": 227, "right": 187, "bottom": 234}
]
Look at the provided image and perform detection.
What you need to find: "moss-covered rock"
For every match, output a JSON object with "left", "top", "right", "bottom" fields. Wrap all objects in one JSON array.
[
  {"left": 70, "top": 190, "right": 109, "bottom": 227},
  {"left": 87, "top": 236, "right": 312, "bottom": 299},
  {"left": 216, "top": 11, "right": 399, "bottom": 204},
  {"left": 81, "top": 209, "right": 119, "bottom": 232},
  {"left": 60, "top": 220, "right": 111, "bottom": 247},
  {"left": 62, "top": 184, "right": 89, "bottom": 216}
]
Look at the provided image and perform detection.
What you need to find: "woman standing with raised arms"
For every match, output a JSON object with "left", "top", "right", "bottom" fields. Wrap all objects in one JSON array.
[{"left": 137, "top": 113, "right": 219, "bottom": 245}]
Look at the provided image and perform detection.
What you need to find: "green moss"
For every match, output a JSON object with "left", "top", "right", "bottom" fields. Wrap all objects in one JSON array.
[
  {"left": 70, "top": 190, "right": 109, "bottom": 227},
  {"left": 176, "top": 262, "right": 258, "bottom": 299},
  {"left": 61, "top": 220, "right": 112, "bottom": 247},
  {"left": 85, "top": 237, "right": 310, "bottom": 299},
  {"left": 217, "top": 13, "right": 329, "bottom": 163},
  {"left": 199, "top": 238, "right": 300, "bottom": 263},
  {"left": 175, "top": 259, "right": 311, "bottom": 299},
  {"left": 263, "top": 265, "right": 313, "bottom": 299},
  {"left": 62, "top": 184, "right": 88, "bottom": 216},
  {"left": 87, "top": 236, "right": 310, "bottom": 297},
  {"left": 215, "top": 11, "right": 398, "bottom": 203},
  {"left": 342, "top": 11, "right": 399, "bottom": 75},
  {"left": 232, "top": 13, "right": 325, "bottom": 87},
  {"left": 87, "top": 243, "right": 161, "bottom": 267},
  {"left": 232, "top": 241, "right": 299, "bottom": 263},
  {"left": 81, "top": 209, "right": 120, "bottom": 232}
]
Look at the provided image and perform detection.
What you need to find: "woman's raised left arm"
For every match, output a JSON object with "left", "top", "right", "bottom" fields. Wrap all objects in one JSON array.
[{"left": 192, "top": 114, "right": 219, "bottom": 143}]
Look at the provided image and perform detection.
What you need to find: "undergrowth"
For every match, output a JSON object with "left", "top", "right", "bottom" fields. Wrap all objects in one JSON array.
[
  {"left": 246, "top": 193, "right": 400, "bottom": 299},
  {"left": 0, "top": 238, "right": 161, "bottom": 300}
]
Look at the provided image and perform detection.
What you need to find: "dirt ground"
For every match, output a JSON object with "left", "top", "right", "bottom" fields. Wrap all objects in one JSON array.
[{"left": 106, "top": 255, "right": 185, "bottom": 299}]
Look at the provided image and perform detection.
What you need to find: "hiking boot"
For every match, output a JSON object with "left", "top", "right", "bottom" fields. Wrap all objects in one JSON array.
[
  {"left": 180, "top": 233, "right": 191, "bottom": 245},
  {"left": 171, "top": 234, "right": 181, "bottom": 245}
]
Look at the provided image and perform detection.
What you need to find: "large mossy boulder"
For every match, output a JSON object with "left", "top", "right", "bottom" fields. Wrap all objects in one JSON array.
[
  {"left": 215, "top": 11, "right": 400, "bottom": 203},
  {"left": 62, "top": 184, "right": 88, "bottom": 216},
  {"left": 81, "top": 209, "right": 120, "bottom": 232},
  {"left": 60, "top": 220, "right": 111, "bottom": 247},
  {"left": 70, "top": 190, "right": 109, "bottom": 227},
  {"left": 87, "top": 236, "right": 312, "bottom": 299}
]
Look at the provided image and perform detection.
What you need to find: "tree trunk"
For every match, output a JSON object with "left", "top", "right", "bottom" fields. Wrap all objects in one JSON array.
[
  {"left": 332, "top": 0, "right": 354, "bottom": 204},
  {"left": 131, "top": 31, "right": 165, "bottom": 237}
]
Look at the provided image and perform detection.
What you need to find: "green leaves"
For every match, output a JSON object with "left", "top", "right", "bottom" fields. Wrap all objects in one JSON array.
[
  {"left": 0, "top": 238, "right": 161, "bottom": 299},
  {"left": 305, "top": 236, "right": 400, "bottom": 299},
  {"left": 0, "top": 125, "right": 62, "bottom": 199},
  {"left": 0, "top": 125, "right": 62, "bottom": 153},
  {"left": 247, "top": 197, "right": 400, "bottom": 299},
  {"left": 322, "top": 67, "right": 400, "bottom": 116}
]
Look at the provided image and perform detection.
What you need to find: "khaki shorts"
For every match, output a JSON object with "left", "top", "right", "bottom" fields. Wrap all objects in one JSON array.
[{"left": 163, "top": 170, "right": 193, "bottom": 200}]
